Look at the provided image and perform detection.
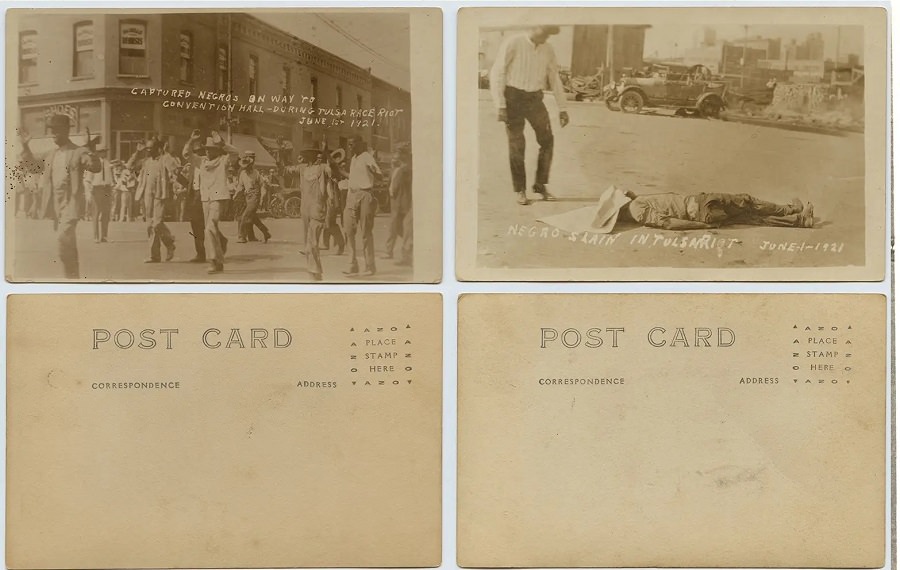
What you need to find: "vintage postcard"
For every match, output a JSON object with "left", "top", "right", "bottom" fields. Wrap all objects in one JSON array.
[
  {"left": 7, "top": 293, "right": 442, "bottom": 568},
  {"left": 456, "top": 7, "right": 887, "bottom": 281},
  {"left": 7, "top": 8, "right": 442, "bottom": 283},
  {"left": 459, "top": 294, "right": 886, "bottom": 567}
]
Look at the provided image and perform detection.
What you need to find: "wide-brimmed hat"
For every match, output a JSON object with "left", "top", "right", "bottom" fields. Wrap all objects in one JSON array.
[
  {"left": 47, "top": 114, "right": 71, "bottom": 131},
  {"left": 110, "top": 159, "right": 125, "bottom": 167},
  {"left": 95, "top": 144, "right": 108, "bottom": 152},
  {"left": 238, "top": 150, "right": 256, "bottom": 166},
  {"left": 537, "top": 25, "right": 561, "bottom": 35}
]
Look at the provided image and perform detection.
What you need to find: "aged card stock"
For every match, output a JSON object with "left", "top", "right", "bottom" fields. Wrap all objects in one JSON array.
[
  {"left": 7, "top": 293, "right": 441, "bottom": 569},
  {"left": 456, "top": 7, "right": 887, "bottom": 281},
  {"left": 458, "top": 294, "right": 886, "bottom": 568},
  {"left": 7, "top": 8, "right": 442, "bottom": 283}
]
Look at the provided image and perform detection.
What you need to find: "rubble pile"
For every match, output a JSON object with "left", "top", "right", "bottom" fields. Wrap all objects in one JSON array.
[{"left": 762, "top": 84, "right": 864, "bottom": 131}]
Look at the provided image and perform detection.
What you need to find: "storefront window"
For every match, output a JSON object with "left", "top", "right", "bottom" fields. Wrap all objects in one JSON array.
[
  {"left": 281, "top": 66, "right": 291, "bottom": 98},
  {"left": 119, "top": 20, "right": 148, "bottom": 76},
  {"left": 116, "top": 131, "right": 153, "bottom": 162},
  {"left": 248, "top": 54, "right": 259, "bottom": 97},
  {"left": 19, "top": 31, "right": 38, "bottom": 84},
  {"left": 73, "top": 21, "right": 94, "bottom": 78},
  {"left": 216, "top": 44, "right": 228, "bottom": 92},
  {"left": 179, "top": 31, "right": 193, "bottom": 83},
  {"left": 336, "top": 85, "right": 343, "bottom": 109},
  {"left": 310, "top": 77, "right": 319, "bottom": 109}
]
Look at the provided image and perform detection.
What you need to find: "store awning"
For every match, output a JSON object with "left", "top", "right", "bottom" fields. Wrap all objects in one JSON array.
[{"left": 216, "top": 132, "right": 277, "bottom": 168}]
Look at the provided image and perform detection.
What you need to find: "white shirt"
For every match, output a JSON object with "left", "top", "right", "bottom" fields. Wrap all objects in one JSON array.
[
  {"left": 348, "top": 151, "right": 381, "bottom": 190},
  {"left": 490, "top": 33, "right": 567, "bottom": 111}
]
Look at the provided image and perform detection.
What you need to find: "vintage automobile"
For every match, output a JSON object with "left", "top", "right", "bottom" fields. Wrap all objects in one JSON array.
[{"left": 605, "top": 64, "right": 727, "bottom": 118}]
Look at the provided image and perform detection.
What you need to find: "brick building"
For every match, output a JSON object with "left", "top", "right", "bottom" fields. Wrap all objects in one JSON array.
[{"left": 16, "top": 12, "right": 410, "bottom": 165}]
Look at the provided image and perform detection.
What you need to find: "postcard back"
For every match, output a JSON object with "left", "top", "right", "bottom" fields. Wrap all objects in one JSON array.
[
  {"left": 458, "top": 294, "right": 886, "bottom": 567},
  {"left": 7, "top": 293, "right": 442, "bottom": 568}
]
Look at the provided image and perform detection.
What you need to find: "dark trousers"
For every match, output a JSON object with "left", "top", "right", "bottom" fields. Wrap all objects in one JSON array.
[
  {"left": 91, "top": 186, "right": 112, "bottom": 241},
  {"left": 323, "top": 202, "right": 345, "bottom": 252},
  {"left": 698, "top": 193, "right": 800, "bottom": 226},
  {"left": 188, "top": 196, "right": 206, "bottom": 259},
  {"left": 505, "top": 86, "right": 554, "bottom": 193},
  {"left": 240, "top": 193, "right": 269, "bottom": 240}
]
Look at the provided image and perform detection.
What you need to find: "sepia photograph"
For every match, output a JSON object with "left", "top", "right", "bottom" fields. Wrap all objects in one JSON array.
[
  {"left": 456, "top": 8, "right": 887, "bottom": 281},
  {"left": 6, "top": 8, "right": 442, "bottom": 283}
]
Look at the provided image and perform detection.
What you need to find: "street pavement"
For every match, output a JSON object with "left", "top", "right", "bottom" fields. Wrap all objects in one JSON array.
[
  {"left": 476, "top": 90, "right": 868, "bottom": 270},
  {"left": 9, "top": 213, "right": 413, "bottom": 282}
]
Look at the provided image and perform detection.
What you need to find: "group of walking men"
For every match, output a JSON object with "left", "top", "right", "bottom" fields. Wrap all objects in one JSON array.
[{"left": 20, "top": 115, "right": 413, "bottom": 279}]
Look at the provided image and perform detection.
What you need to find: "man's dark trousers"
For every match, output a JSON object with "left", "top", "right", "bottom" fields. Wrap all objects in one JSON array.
[{"left": 504, "top": 85, "right": 554, "bottom": 193}]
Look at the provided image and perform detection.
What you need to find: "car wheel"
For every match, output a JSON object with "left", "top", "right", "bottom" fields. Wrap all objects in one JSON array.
[
  {"left": 269, "top": 196, "right": 285, "bottom": 218},
  {"left": 619, "top": 91, "right": 643, "bottom": 114},
  {"left": 699, "top": 98, "right": 722, "bottom": 119},
  {"left": 283, "top": 196, "right": 303, "bottom": 219}
]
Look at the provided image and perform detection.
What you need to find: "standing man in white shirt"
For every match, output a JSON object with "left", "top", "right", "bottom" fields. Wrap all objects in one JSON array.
[
  {"left": 490, "top": 25, "right": 570, "bottom": 206},
  {"left": 340, "top": 135, "right": 382, "bottom": 276},
  {"left": 88, "top": 145, "right": 114, "bottom": 243}
]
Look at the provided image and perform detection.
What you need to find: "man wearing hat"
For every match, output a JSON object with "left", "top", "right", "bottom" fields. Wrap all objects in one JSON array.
[
  {"left": 490, "top": 25, "right": 570, "bottom": 206},
  {"left": 384, "top": 143, "right": 413, "bottom": 265},
  {"left": 185, "top": 130, "right": 231, "bottom": 274},
  {"left": 182, "top": 130, "right": 210, "bottom": 262},
  {"left": 236, "top": 150, "right": 272, "bottom": 244},
  {"left": 86, "top": 144, "right": 114, "bottom": 243},
  {"left": 36, "top": 113, "right": 101, "bottom": 279},
  {"left": 127, "top": 136, "right": 177, "bottom": 263},
  {"left": 339, "top": 135, "right": 382, "bottom": 276}
]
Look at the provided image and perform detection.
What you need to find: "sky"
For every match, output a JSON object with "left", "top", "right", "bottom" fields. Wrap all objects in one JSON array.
[
  {"left": 255, "top": 12, "right": 411, "bottom": 90},
  {"left": 643, "top": 24, "right": 864, "bottom": 63}
]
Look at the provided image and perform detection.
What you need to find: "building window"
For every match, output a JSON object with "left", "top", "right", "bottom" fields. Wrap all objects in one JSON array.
[
  {"left": 336, "top": 85, "right": 343, "bottom": 109},
  {"left": 310, "top": 76, "right": 319, "bottom": 108},
  {"left": 73, "top": 21, "right": 94, "bottom": 78},
  {"left": 248, "top": 54, "right": 259, "bottom": 97},
  {"left": 119, "top": 20, "right": 148, "bottom": 76},
  {"left": 179, "top": 31, "right": 193, "bottom": 83},
  {"left": 216, "top": 44, "right": 228, "bottom": 91},
  {"left": 281, "top": 66, "right": 291, "bottom": 98},
  {"left": 356, "top": 94, "right": 363, "bottom": 109},
  {"left": 19, "top": 31, "right": 38, "bottom": 84}
]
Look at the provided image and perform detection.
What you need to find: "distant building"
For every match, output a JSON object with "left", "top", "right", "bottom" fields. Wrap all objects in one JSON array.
[
  {"left": 16, "top": 13, "right": 410, "bottom": 163},
  {"left": 478, "top": 24, "right": 648, "bottom": 80}
]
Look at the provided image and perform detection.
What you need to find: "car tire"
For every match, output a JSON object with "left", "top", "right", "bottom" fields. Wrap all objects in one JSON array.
[
  {"left": 283, "top": 196, "right": 303, "bottom": 219},
  {"left": 619, "top": 91, "right": 643, "bottom": 114},
  {"left": 699, "top": 97, "right": 722, "bottom": 119}
]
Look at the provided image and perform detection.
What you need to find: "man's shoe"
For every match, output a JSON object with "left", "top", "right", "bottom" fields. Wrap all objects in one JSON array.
[
  {"left": 236, "top": 238, "right": 248, "bottom": 244},
  {"left": 343, "top": 267, "right": 360, "bottom": 276},
  {"left": 189, "top": 256, "right": 206, "bottom": 263},
  {"left": 221, "top": 236, "right": 228, "bottom": 255},
  {"left": 165, "top": 243, "right": 176, "bottom": 261},
  {"left": 263, "top": 232, "right": 271, "bottom": 244},
  {"left": 310, "top": 272, "right": 323, "bottom": 282},
  {"left": 100, "top": 237, "right": 108, "bottom": 243},
  {"left": 143, "top": 258, "right": 161, "bottom": 263},
  {"left": 382, "top": 253, "right": 394, "bottom": 260},
  {"left": 516, "top": 191, "right": 529, "bottom": 206},
  {"left": 790, "top": 198, "right": 803, "bottom": 214},
  {"left": 362, "top": 269, "right": 377, "bottom": 277},
  {"left": 798, "top": 202, "right": 815, "bottom": 228},
  {"left": 207, "top": 262, "right": 224, "bottom": 274},
  {"left": 534, "top": 184, "right": 557, "bottom": 201}
]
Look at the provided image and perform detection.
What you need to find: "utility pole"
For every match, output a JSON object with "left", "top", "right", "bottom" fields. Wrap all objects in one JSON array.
[
  {"left": 227, "top": 13, "right": 233, "bottom": 144},
  {"left": 741, "top": 24, "right": 748, "bottom": 89},
  {"left": 605, "top": 24, "right": 614, "bottom": 86}
]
